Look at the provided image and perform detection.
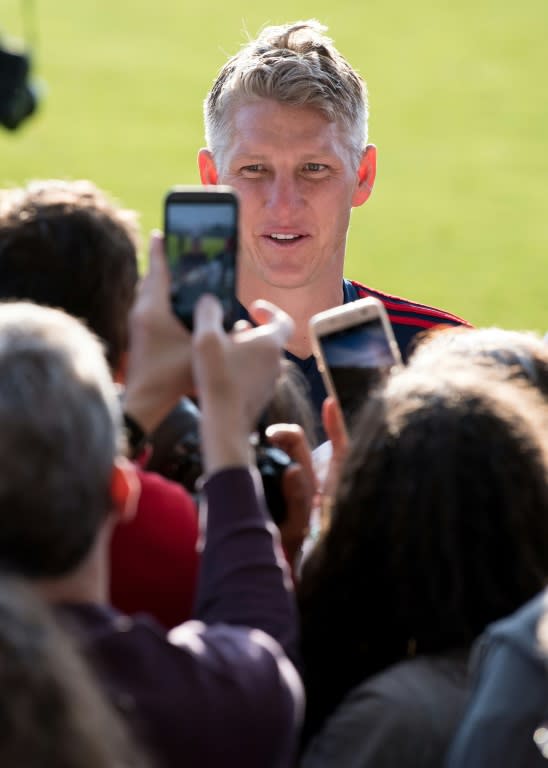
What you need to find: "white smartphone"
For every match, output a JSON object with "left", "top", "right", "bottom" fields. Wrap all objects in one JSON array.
[{"left": 309, "top": 297, "right": 402, "bottom": 429}]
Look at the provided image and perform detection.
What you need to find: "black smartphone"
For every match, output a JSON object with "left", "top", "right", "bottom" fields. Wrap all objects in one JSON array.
[
  {"left": 309, "top": 297, "right": 402, "bottom": 431},
  {"left": 164, "top": 185, "right": 239, "bottom": 331}
]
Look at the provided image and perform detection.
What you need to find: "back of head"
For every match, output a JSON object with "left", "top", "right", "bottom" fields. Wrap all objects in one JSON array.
[
  {"left": 204, "top": 20, "right": 368, "bottom": 170},
  {"left": 0, "top": 573, "right": 146, "bottom": 767},
  {"left": 409, "top": 326, "right": 548, "bottom": 399},
  {"left": 0, "top": 302, "right": 121, "bottom": 578},
  {"left": 300, "top": 366, "right": 548, "bottom": 689},
  {"left": 0, "top": 180, "right": 139, "bottom": 371}
]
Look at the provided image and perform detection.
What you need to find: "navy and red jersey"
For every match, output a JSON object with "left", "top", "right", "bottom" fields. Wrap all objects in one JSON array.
[
  {"left": 239, "top": 280, "right": 470, "bottom": 433},
  {"left": 348, "top": 279, "right": 470, "bottom": 362}
]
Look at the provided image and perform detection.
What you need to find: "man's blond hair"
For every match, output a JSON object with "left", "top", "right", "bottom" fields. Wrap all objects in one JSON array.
[{"left": 204, "top": 20, "right": 369, "bottom": 171}]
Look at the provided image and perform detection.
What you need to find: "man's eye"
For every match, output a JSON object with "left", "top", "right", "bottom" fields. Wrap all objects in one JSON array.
[
  {"left": 241, "top": 164, "right": 265, "bottom": 175},
  {"left": 303, "top": 163, "right": 327, "bottom": 172}
]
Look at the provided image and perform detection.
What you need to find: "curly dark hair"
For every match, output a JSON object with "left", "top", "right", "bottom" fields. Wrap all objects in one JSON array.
[
  {"left": 0, "top": 180, "right": 139, "bottom": 372},
  {"left": 298, "top": 367, "right": 548, "bottom": 741}
]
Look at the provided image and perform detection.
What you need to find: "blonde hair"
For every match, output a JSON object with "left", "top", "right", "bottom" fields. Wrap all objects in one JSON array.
[{"left": 204, "top": 20, "right": 368, "bottom": 171}]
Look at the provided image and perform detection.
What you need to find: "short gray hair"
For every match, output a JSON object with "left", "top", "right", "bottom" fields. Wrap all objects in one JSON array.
[
  {"left": 204, "top": 20, "right": 369, "bottom": 171},
  {"left": 0, "top": 302, "right": 123, "bottom": 578}
]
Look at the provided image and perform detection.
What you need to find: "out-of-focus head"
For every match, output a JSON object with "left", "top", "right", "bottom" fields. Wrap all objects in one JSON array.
[
  {"left": 0, "top": 180, "right": 139, "bottom": 372},
  {"left": 409, "top": 326, "right": 548, "bottom": 398},
  {"left": 262, "top": 359, "right": 317, "bottom": 447},
  {"left": 0, "top": 574, "right": 146, "bottom": 767},
  {"left": 0, "top": 302, "right": 123, "bottom": 578},
  {"left": 204, "top": 20, "right": 368, "bottom": 172},
  {"left": 301, "top": 365, "right": 548, "bottom": 659}
]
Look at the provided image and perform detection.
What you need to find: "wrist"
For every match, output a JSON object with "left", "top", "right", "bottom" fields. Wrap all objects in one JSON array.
[
  {"left": 122, "top": 386, "right": 168, "bottom": 435},
  {"left": 200, "top": 410, "right": 255, "bottom": 475}
]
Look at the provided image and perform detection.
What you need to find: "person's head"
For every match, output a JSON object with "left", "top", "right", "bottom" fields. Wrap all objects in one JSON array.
[
  {"left": 0, "top": 302, "right": 132, "bottom": 580},
  {"left": 0, "top": 179, "right": 139, "bottom": 374},
  {"left": 0, "top": 573, "right": 147, "bottom": 767},
  {"left": 299, "top": 366, "right": 548, "bottom": 729},
  {"left": 409, "top": 325, "right": 548, "bottom": 398},
  {"left": 262, "top": 358, "right": 317, "bottom": 447},
  {"left": 199, "top": 21, "right": 376, "bottom": 300}
]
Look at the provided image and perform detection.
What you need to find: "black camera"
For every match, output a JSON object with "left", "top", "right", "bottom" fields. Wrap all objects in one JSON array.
[
  {"left": 147, "top": 397, "right": 292, "bottom": 525},
  {"left": 254, "top": 442, "right": 293, "bottom": 525},
  {"left": 0, "top": 44, "right": 40, "bottom": 131}
]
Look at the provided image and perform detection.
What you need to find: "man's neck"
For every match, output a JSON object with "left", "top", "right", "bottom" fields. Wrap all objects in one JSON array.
[
  {"left": 33, "top": 523, "right": 112, "bottom": 607},
  {"left": 240, "top": 280, "right": 345, "bottom": 360}
]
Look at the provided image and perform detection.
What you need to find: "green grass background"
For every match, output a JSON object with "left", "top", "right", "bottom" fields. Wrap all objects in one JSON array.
[{"left": 1, "top": 0, "right": 546, "bottom": 331}]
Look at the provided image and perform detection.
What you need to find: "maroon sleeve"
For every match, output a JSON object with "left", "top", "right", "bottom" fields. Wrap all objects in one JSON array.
[{"left": 194, "top": 466, "right": 301, "bottom": 670}]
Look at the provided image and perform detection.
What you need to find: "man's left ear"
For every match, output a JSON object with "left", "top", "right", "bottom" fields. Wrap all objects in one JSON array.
[
  {"left": 352, "top": 144, "right": 377, "bottom": 207},
  {"left": 109, "top": 457, "right": 140, "bottom": 524}
]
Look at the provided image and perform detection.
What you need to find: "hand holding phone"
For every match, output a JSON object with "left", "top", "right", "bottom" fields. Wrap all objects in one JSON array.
[
  {"left": 164, "top": 185, "right": 239, "bottom": 331},
  {"left": 309, "top": 297, "right": 402, "bottom": 433}
]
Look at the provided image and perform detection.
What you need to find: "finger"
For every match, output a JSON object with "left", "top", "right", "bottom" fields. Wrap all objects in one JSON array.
[
  {"left": 322, "top": 396, "right": 348, "bottom": 457},
  {"left": 193, "top": 294, "right": 224, "bottom": 339},
  {"left": 265, "top": 422, "right": 302, "bottom": 444},
  {"left": 232, "top": 319, "right": 252, "bottom": 334},
  {"left": 265, "top": 423, "right": 317, "bottom": 493},
  {"left": 248, "top": 299, "right": 294, "bottom": 346},
  {"left": 135, "top": 231, "right": 169, "bottom": 308},
  {"left": 148, "top": 230, "right": 170, "bottom": 284},
  {"left": 280, "top": 465, "right": 313, "bottom": 532}
]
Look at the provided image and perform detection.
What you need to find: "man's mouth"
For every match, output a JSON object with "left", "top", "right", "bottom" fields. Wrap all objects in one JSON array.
[{"left": 267, "top": 233, "right": 304, "bottom": 242}]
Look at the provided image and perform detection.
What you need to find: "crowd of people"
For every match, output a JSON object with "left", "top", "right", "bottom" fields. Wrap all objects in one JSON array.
[{"left": 0, "top": 18, "right": 546, "bottom": 768}]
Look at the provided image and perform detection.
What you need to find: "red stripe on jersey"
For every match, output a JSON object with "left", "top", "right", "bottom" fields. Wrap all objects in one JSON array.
[
  {"left": 352, "top": 282, "right": 469, "bottom": 325},
  {"left": 386, "top": 314, "right": 452, "bottom": 330}
]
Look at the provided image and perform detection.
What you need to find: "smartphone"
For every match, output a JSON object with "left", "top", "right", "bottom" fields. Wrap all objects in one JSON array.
[
  {"left": 309, "top": 297, "right": 402, "bottom": 429},
  {"left": 164, "top": 185, "right": 239, "bottom": 331}
]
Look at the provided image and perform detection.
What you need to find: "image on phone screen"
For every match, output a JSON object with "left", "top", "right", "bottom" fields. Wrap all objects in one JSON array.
[
  {"left": 320, "top": 318, "right": 399, "bottom": 423},
  {"left": 165, "top": 200, "right": 237, "bottom": 329}
]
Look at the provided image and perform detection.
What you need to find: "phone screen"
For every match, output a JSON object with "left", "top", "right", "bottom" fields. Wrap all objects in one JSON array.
[
  {"left": 165, "top": 194, "right": 238, "bottom": 330},
  {"left": 319, "top": 317, "right": 399, "bottom": 424}
]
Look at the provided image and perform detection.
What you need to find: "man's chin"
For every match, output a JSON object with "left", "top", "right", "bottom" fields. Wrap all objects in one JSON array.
[{"left": 260, "top": 266, "right": 313, "bottom": 291}]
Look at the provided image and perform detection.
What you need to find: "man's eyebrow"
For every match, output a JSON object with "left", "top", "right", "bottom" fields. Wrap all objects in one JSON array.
[{"left": 229, "top": 151, "right": 265, "bottom": 162}]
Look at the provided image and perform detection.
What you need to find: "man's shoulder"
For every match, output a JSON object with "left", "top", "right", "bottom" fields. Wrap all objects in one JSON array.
[
  {"left": 344, "top": 279, "right": 470, "bottom": 363},
  {"left": 347, "top": 279, "right": 470, "bottom": 329}
]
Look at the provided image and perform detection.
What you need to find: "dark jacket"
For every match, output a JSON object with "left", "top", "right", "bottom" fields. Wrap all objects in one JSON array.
[
  {"left": 301, "top": 651, "right": 469, "bottom": 768},
  {"left": 447, "top": 589, "right": 548, "bottom": 768}
]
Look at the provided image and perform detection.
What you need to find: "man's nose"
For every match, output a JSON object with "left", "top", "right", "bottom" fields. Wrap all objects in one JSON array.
[{"left": 267, "top": 173, "right": 303, "bottom": 214}]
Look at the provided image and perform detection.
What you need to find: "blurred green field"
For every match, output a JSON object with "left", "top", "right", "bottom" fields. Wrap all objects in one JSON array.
[{"left": 1, "top": 0, "right": 547, "bottom": 331}]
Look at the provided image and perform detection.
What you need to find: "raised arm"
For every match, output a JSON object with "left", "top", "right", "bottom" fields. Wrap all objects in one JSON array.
[{"left": 191, "top": 293, "right": 301, "bottom": 667}]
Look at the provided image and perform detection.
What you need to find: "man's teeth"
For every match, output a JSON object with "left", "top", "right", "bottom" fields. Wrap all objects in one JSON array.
[{"left": 270, "top": 233, "right": 299, "bottom": 240}]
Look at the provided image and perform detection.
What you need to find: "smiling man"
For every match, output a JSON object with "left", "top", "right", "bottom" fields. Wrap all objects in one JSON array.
[{"left": 199, "top": 20, "right": 468, "bottom": 420}]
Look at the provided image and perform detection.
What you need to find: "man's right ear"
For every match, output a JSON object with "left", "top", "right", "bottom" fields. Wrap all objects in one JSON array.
[
  {"left": 109, "top": 457, "right": 141, "bottom": 525},
  {"left": 198, "top": 149, "right": 219, "bottom": 185}
]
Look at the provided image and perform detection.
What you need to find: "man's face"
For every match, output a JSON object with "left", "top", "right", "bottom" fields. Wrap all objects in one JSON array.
[{"left": 199, "top": 99, "right": 375, "bottom": 297}]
